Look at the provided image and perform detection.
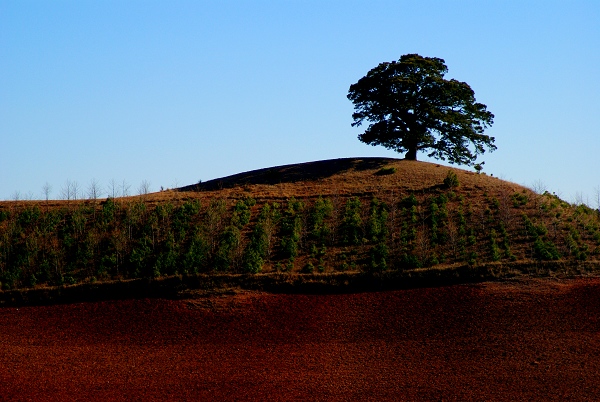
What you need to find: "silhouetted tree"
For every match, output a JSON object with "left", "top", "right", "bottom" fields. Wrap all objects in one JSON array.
[{"left": 348, "top": 54, "right": 495, "bottom": 165}]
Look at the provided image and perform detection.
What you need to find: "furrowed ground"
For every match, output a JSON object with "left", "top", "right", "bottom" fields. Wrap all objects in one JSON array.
[{"left": 1, "top": 277, "right": 600, "bottom": 401}]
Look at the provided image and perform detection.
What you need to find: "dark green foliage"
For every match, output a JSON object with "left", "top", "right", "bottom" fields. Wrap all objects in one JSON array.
[
  {"left": 317, "top": 258, "right": 326, "bottom": 273},
  {"left": 522, "top": 214, "right": 547, "bottom": 238},
  {"left": 308, "top": 197, "right": 333, "bottom": 245},
  {"left": 533, "top": 238, "right": 560, "bottom": 261},
  {"left": 512, "top": 192, "right": 529, "bottom": 207},
  {"left": 18, "top": 206, "right": 41, "bottom": 228},
  {"left": 129, "top": 236, "right": 154, "bottom": 278},
  {"left": 369, "top": 242, "right": 388, "bottom": 271},
  {"left": 467, "top": 229, "right": 477, "bottom": 246},
  {"left": 490, "top": 197, "right": 500, "bottom": 211},
  {"left": 100, "top": 198, "right": 118, "bottom": 228},
  {"left": 154, "top": 248, "right": 178, "bottom": 276},
  {"left": 366, "top": 198, "right": 388, "bottom": 243},
  {"left": 231, "top": 198, "right": 254, "bottom": 229},
  {"left": 279, "top": 198, "right": 304, "bottom": 259},
  {"left": 443, "top": 170, "right": 460, "bottom": 188},
  {"left": 375, "top": 166, "right": 396, "bottom": 176},
  {"left": 205, "top": 198, "right": 227, "bottom": 252},
  {"left": 574, "top": 203, "right": 595, "bottom": 217},
  {"left": 498, "top": 223, "right": 515, "bottom": 260},
  {"left": 302, "top": 261, "right": 314, "bottom": 273},
  {"left": 564, "top": 226, "right": 589, "bottom": 261},
  {"left": 489, "top": 229, "right": 501, "bottom": 261},
  {"left": 181, "top": 231, "right": 208, "bottom": 274},
  {"left": 242, "top": 204, "right": 272, "bottom": 273},
  {"left": 399, "top": 253, "right": 421, "bottom": 269},
  {"left": 0, "top": 210, "right": 9, "bottom": 222},
  {"left": 429, "top": 194, "right": 448, "bottom": 246},
  {"left": 467, "top": 251, "right": 478, "bottom": 266},
  {"left": 214, "top": 225, "right": 241, "bottom": 272},
  {"left": 348, "top": 53, "right": 495, "bottom": 164},
  {"left": 340, "top": 197, "right": 363, "bottom": 245},
  {"left": 401, "top": 194, "right": 418, "bottom": 208},
  {"left": 398, "top": 201, "right": 418, "bottom": 260},
  {"left": 172, "top": 200, "right": 200, "bottom": 241},
  {"left": 41, "top": 210, "right": 62, "bottom": 234}
]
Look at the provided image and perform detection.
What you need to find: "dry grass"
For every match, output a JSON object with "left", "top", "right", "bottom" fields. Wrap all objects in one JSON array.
[{"left": 0, "top": 158, "right": 529, "bottom": 208}]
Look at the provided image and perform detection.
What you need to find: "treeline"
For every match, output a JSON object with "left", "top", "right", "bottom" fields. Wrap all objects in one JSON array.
[{"left": 1, "top": 177, "right": 600, "bottom": 290}]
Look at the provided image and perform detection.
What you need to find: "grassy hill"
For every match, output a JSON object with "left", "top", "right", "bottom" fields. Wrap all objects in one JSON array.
[{"left": 1, "top": 157, "right": 599, "bottom": 302}]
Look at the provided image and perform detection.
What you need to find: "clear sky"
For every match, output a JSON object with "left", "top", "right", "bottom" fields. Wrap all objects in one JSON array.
[{"left": 1, "top": 1, "right": 599, "bottom": 205}]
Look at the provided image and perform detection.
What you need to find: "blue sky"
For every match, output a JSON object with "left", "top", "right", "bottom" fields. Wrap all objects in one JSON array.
[{"left": 1, "top": 1, "right": 599, "bottom": 204}]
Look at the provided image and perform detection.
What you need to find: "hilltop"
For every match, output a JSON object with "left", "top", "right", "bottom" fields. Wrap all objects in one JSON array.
[
  {"left": 177, "top": 156, "right": 525, "bottom": 200},
  {"left": 1, "top": 157, "right": 600, "bottom": 303}
]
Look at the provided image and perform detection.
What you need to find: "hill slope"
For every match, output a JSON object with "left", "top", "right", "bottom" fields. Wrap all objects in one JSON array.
[{"left": 0, "top": 157, "right": 599, "bottom": 294}]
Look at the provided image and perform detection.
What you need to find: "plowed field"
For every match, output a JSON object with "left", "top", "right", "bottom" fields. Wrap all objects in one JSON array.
[{"left": 1, "top": 278, "right": 600, "bottom": 401}]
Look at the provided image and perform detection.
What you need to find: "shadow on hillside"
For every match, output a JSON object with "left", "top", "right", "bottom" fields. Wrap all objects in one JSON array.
[{"left": 178, "top": 157, "right": 399, "bottom": 192}]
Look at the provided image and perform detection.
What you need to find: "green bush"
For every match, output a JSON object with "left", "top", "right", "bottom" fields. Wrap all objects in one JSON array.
[
  {"left": 369, "top": 242, "right": 388, "bottom": 271},
  {"left": 243, "top": 210, "right": 270, "bottom": 273},
  {"left": 0, "top": 210, "right": 10, "bottom": 222},
  {"left": 302, "top": 262, "right": 315, "bottom": 273},
  {"left": 467, "top": 251, "right": 478, "bottom": 266},
  {"left": 375, "top": 166, "right": 397, "bottom": 176},
  {"left": 366, "top": 198, "right": 388, "bottom": 243},
  {"left": 308, "top": 197, "right": 333, "bottom": 245},
  {"left": 340, "top": 197, "right": 363, "bottom": 245},
  {"left": 443, "top": 170, "right": 459, "bottom": 188},
  {"left": 214, "top": 225, "right": 241, "bottom": 271},
  {"left": 279, "top": 198, "right": 303, "bottom": 259},
  {"left": 512, "top": 192, "right": 529, "bottom": 207},
  {"left": 489, "top": 229, "right": 501, "bottom": 261},
  {"left": 533, "top": 238, "right": 560, "bottom": 261}
]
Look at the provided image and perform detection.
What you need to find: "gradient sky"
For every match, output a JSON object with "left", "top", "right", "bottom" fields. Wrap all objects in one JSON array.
[{"left": 1, "top": 1, "right": 599, "bottom": 204}]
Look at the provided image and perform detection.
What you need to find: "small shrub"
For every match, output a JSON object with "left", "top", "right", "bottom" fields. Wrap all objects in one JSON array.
[
  {"left": 467, "top": 231, "right": 477, "bottom": 246},
  {"left": 489, "top": 229, "right": 501, "bottom": 261},
  {"left": 490, "top": 197, "right": 500, "bottom": 210},
  {"left": 401, "top": 194, "right": 418, "bottom": 208},
  {"left": 533, "top": 238, "right": 560, "bottom": 261},
  {"left": 443, "top": 170, "right": 460, "bottom": 188},
  {"left": 27, "top": 274, "right": 38, "bottom": 288},
  {"left": 302, "top": 262, "right": 315, "bottom": 273},
  {"left": 375, "top": 166, "right": 396, "bottom": 176},
  {"left": 63, "top": 275, "right": 77, "bottom": 285},
  {"left": 369, "top": 242, "right": 388, "bottom": 271},
  {"left": 400, "top": 253, "right": 421, "bottom": 269},
  {"left": 467, "top": 251, "right": 478, "bottom": 266},
  {"left": 429, "top": 253, "right": 439, "bottom": 266},
  {"left": 340, "top": 197, "right": 363, "bottom": 245},
  {"left": 512, "top": 192, "right": 529, "bottom": 207},
  {"left": 0, "top": 210, "right": 10, "bottom": 222}
]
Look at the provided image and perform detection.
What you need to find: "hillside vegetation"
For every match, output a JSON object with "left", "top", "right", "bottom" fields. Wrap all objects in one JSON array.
[{"left": 1, "top": 158, "right": 599, "bottom": 294}]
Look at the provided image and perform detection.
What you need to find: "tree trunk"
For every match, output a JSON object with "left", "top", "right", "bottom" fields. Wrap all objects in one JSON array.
[{"left": 405, "top": 148, "right": 417, "bottom": 160}]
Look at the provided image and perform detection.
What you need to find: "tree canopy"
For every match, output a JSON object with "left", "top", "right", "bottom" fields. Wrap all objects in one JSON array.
[{"left": 348, "top": 54, "right": 495, "bottom": 165}]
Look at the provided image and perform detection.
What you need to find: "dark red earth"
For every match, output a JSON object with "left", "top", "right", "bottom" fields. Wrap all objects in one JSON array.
[{"left": 1, "top": 278, "right": 600, "bottom": 401}]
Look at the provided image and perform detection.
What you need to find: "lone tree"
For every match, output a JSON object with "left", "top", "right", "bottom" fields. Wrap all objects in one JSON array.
[{"left": 348, "top": 54, "right": 495, "bottom": 165}]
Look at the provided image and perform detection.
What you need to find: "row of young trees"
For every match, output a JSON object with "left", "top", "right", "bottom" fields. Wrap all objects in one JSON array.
[
  {"left": 1, "top": 181, "right": 599, "bottom": 290},
  {"left": 9, "top": 179, "right": 155, "bottom": 202}
]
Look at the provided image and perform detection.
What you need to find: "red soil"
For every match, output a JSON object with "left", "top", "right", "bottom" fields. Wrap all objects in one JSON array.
[{"left": 1, "top": 278, "right": 600, "bottom": 401}]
